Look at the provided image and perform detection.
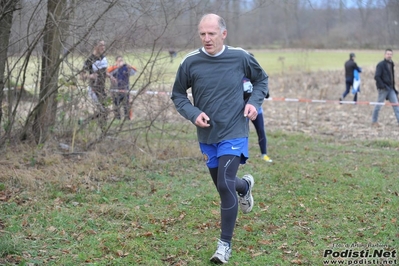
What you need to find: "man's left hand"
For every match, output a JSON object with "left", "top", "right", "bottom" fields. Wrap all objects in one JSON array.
[{"left": 244, "top": 104, "right": 258, "bottom": 120}]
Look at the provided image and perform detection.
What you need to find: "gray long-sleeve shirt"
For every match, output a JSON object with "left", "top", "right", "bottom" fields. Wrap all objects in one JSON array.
[{"left": 171, "top": 46, "right": 269, "bottom": 144}]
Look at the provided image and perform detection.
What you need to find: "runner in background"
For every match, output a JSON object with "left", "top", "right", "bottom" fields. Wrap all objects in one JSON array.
[{"left": 249, "top": 53, "right": 272, "bottom": 162}]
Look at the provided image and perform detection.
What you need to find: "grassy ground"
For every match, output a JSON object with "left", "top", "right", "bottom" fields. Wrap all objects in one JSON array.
[
  {"left": 165, "top": 49, "right": 385, "bottom": 77},
  {"left": 1, "top": 130, "right": 398, "bottom": 265},
  {"left": 249, "top": 49, "right": 385, "bottom": 75}
]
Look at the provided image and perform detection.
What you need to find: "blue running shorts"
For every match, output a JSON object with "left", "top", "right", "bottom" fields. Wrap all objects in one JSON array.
[{"left": 199, "top": 138, "right": 249, "bottom": 168}]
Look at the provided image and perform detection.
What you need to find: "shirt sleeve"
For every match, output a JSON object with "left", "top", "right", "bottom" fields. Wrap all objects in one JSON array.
[
  {"left": 246, "top": 55, "right": 269, "bottom": 109},
  {"left": 354, "top": 62, "right": 362, "bottom": 72},
  {"left": 128, "top": 65, "right": 137, "bottom": 76},
  {"left": 171, "top": 64, "right": 202, "bottom": 124},
  {"left": 107, "top": 65, "right": 118, "bottom": 74}
]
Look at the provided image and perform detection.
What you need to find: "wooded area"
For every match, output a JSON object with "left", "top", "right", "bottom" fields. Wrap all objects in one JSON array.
[{"left": 0, "top": 0, "right": 398, "bottom": 148}]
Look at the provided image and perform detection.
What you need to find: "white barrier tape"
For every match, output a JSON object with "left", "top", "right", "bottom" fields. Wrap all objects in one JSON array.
[
  {"left": 285, "top": 98, "right": 299, "bottom": 102},
  {"left": 266, "top": 97, "right": 398, "bottom": 106},
  {"left": 311, "top": 100, "right": 327, "bottom": 103},
  {"left": 112, "top": 90, "right": 399, "bottom": 107},
  {"left": 3, "top": 85, "right": 34, "bottom": 91},
  {"left": 111, "top": 89, "right": 173, "bottom": 96},
  {"left": 6, "top": 87, "right": 395, "bottom": 107}
]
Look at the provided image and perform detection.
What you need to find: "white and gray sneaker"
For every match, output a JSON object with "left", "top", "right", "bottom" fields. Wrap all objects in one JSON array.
[
  {"left": 238, "top": 174, "right": 254, "bottom": 214},
  {"left": 210, "top": 239, "right": 232, "bottom": 264}
]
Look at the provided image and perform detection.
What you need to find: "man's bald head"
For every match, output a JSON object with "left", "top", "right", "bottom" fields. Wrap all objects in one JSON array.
[
  {"left": 199, "top": 13, "right": 226, "bottom": 33},
  {"left": 198, "top": 14, "right": 227, "bottom": 55}
]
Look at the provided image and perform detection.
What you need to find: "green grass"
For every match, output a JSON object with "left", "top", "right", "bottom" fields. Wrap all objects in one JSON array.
[
  {"left": 248, "top": 49, "right": 384, "bottom": 75},
  {"left": 164, "top": 49, "right": 385, "bottom": 78},
  {"left": 1, "top": 131, "right": 398, "bottom": 265},
  {"left": 148, "top": 49, "right": 386, "bottom": 83}
]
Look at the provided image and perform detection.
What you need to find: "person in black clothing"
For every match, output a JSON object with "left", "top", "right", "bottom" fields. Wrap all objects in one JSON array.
[
  {"left": 371, "top": 49, "right": 399, "bottom": 127},
  {"left": 168, "top": 49, "right": 177, "bottom": 63},
  {"left": 340, "top": 52, "right": 362, "bottom": 102},
  {"left": 248, "top": 53, "right": 272, "bottom": 162}
]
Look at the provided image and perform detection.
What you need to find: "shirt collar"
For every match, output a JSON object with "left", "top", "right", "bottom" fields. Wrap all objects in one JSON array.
[{"left": 201, "top": 45, "right": 225, "bottom": 57}]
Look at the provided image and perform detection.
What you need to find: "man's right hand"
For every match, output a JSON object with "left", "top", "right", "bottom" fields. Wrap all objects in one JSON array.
[{"left": 195, "top": 112, "right": 210, "bottom": 128}]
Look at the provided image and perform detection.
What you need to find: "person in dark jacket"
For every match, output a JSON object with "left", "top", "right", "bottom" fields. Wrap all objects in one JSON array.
[
  {"left": 372, "top": 49, "right": 399, "bottom": 127},
  {"left": 107, "top": 56, "right": 137, "bottom": 119},
  {"left": 340, "top": 53, "right": 361, "bottom": 102},
  {"left": 248, "top": 53, "right": 272, "bottom": 162},
  {"left": 80, "top": 40, "right": 115, "bottom": 131}
]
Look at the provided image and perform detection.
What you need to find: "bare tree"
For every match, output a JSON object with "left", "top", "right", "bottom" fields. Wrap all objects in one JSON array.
[
  {"left": 0, "top": 0, "right": 212, "bottom": 150},
  {"left": 356, "top": 0, "right": 376, "bottom": 28},
  {"left": 0, "top": 0, "right": 20, "bottom": 139},
  {"left": 30, "top": 0, "right": 68, "bottom": 144},
  {"left": 385, "top": 0, "right": 399, "bottom": 45},
  {"left": 13, "top": 0, "right": 119, "bottom": 144}
]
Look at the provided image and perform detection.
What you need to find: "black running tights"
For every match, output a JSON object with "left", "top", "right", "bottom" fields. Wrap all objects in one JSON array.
[{"left": 208, "top": 155, "right": 248, "bottom": 243}]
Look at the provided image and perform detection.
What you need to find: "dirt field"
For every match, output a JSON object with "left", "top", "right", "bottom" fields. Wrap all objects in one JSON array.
[
  {"left": 263, "top": 67, "right": 399, "bottom": 141},
  {"left": 131, "top": 67, "right": 399, "bottom": 143}
]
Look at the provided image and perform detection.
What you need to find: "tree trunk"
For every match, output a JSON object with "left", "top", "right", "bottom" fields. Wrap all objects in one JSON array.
[
  {"left": 0, "top": 0, "right": 19, "bottom": 132},
  {"left": 387, "top": 0, "right": 399, "bottom": 45},
  {"left": 231, "top": 0, "right": 240, "bottom": 45},
  {"left": 32, "top": 0, "right": 67, "bottom": 144}
]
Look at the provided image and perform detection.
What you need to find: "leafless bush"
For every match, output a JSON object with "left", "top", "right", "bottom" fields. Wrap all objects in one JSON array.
[{"left": 0, "top": 0, "right": 208, "bottom": 150}]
